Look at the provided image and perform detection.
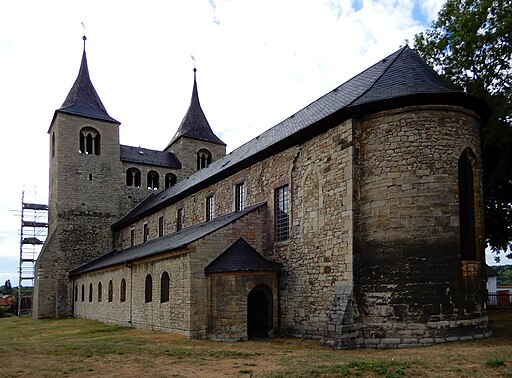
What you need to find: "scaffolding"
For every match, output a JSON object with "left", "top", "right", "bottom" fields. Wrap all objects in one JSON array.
[{"left": 18, "top": 190, "right": 48, "bottom": 315}]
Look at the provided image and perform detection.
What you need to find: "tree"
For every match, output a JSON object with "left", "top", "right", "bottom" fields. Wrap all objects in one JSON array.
[
  {"left": 414, "top": 0, "right": 512, "bottom": 261},
  {"left": 0, "top": 279, "right": 13, "bottom": 295}
]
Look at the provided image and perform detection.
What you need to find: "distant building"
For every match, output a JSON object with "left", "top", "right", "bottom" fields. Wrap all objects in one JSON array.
[{"left": 34, "top": 37, "right": 490, "bottom": 348}]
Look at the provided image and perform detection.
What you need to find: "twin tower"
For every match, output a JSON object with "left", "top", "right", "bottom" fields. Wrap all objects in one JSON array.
[{"left": 33, "top": 38, "right": 225, "bottom": 318}]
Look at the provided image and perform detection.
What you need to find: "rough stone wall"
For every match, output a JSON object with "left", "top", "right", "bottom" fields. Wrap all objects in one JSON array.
[
  {"left": 354, "top": 105, "right": 489, "bottom": 348},
  {"left": 120, "top": 161, "right": 180, "bottom": 215},
  {"left": 34, "top": 113, "right": 126, "bottom": 318},
  {"left": 207, "top": 272, "right": 279, "bottom": 340},
  {"left": 115, "top": 119, "right": 357, "bottom": 345},
  {"left": 73, "top": 206, "right": 268, "bottom": 337},
  {"left": 166, "top": 137, "right": 226, "bottom": 179}
]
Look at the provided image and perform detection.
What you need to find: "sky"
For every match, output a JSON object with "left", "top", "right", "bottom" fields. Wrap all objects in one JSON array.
[{"left": 0, "top": 0, "right": 506, "bottom": 288}]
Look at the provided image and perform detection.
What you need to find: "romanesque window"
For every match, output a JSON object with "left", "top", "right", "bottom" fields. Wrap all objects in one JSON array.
[
  {"left": 126, "top": 168, "right": 141, "bottom": 188},
  {"left": 147, "top": 171, "right": 159, "bottom": 190},
  {"left": 108, "top": 280, "right": 113, "bottom": 302},
  {"left": 75, "top": 285, "right": 78, "bottom": 302},
  {"left": 51, "top": 132, "right": 55, "bottom": 158},
  {"left": 158, "top": 216, "right": 164, "bottom": 237},
  {"left": 88, "top": 283, "right": 93, "bottom": 302},
  {"left": 81, "top": 284, "right": 85, "bottom": 302},
  {"left": 98, "top": 282, "right": 102, "bottom": 302},
  {"left": 165, "top": 173, "right": 177, "bottom": 189},
  {"left": 197, "top": 149, "right": 212, "bottom": 170},
  {"left": 176, "top": 208, "right": 184, "bottom": 231},
  {"left": 235, "top": 182, "right": 245, "bottom": 212},
  {"left": 143, "top": 223, "right": 149, "bottom": 243},
  {"left": 130, "top": 228, "right": 135, "bottom": 247},
  {"left": 206, "top": 194, "right": 215, "bottom": 221},
  {"left": 79, "top": 127, "right": 100, "bottom": 155},
  {"left": 145, "top": 274, "right": 153, "bottom": 303},
  {"left": 120, "top": 278, "right": 126, "bottom": 303},
  {"left": 458, "top": 149, "right": 477, "bottom": 260},
  {"left": 275, "top": 185, "right": 290, "bottom": 242},
  {"left": 160, "top": 272, "right": 170, "bottom": 303}
]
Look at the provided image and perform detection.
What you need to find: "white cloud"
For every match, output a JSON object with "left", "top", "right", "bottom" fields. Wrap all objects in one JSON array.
[{"left": 0, "top": 0, "right": 445, "bottom": 288}]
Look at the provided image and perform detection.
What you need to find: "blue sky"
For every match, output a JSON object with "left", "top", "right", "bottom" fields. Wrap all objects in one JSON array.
[{"left": 3, "top": 0, "right": 505, "bottom": 288}]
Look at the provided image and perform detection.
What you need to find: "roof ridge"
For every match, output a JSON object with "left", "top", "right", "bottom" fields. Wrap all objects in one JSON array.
[{"left": 346, "top": 46, "right": 407, "bottom": 108}]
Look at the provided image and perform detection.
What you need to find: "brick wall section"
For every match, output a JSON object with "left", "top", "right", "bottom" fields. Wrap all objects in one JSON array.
[{"left": 354, "top": 105, "right": 489, "bottom": 347}]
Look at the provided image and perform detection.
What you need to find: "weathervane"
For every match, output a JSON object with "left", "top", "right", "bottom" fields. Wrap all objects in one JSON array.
[
  {"left": 81, "top": 22, "right": 87, "bottom": 46},
  {"left": 191, "top": 55, "right": 197, "bottom": 74}
]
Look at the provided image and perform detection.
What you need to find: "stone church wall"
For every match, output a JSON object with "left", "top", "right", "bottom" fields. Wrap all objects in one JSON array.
[
  {"left": 73, "top": 206, "right": 268, "bottom": 337},
  {"left": 114, "top": 119, "right": 357, "bottom": 344},
  {"left": 35, "top": 113, "right": 126, "bottom": 318},
  {"left": 354, "top": 105, "right": 489, "bottom": 347}
]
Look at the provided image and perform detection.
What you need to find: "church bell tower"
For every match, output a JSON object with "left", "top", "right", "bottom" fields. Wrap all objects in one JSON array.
[{"left": 33, "top": 36, "right": 124, "bottom": 318}]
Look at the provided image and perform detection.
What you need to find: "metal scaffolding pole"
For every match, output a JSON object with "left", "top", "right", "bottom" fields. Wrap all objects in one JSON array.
[{"left": 18, "top": 190, "right": 48, "bottom": 315}]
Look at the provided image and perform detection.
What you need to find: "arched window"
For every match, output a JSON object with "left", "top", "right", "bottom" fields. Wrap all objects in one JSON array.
[
  {"left": 165, "top": 173, "right": 177, "bottom": 189},
  {"left": 79, "top": 127, "right": 100, "bottom": 155},
  {"left": 126, "top": 168, "right": 141, "bottom": 187},
  {"left": 108, "top": 280, "right": 113, "bottom": 302},
  {"left": 147, "top": 171, "right": 159, "bottom": 190},
  {"left": 197, "top": 149, "right": 212, "bottom": 170},
  {"left": 51, "top": 132, "right": 56, "bottom": 158},
  {"left": 120, "top": 278, "right": 126, "bottom": 303},
  {"left": 98, "top": 282, "right": 102, "bottom": 302},
  {"left": 88, "top": 283, "right": 93, "bottom": 302},
  {"left": 458, "top": 149, "right": 477, "bottom": 260},
  {"left": 81, "top": 284, "right": 85, "bottom": 302},
  {"left": 145, "top": 274, "right": 153, "bottom": 303},
  {"left": 160, "top": 272, "right": 170, "bottom": 303},
  {"left": 75, "top": 285, "right": 78, "bottom": 302}
]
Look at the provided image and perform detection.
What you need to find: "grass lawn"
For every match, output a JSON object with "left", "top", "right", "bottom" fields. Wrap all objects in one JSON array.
[{"left": 0, "top": 311, "right": 511, "bottom": 377}]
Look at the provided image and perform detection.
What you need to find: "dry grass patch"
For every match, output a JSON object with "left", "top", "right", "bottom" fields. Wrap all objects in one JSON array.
[{"left": 0, "top": 312, "right": 511, "bottom": 377}]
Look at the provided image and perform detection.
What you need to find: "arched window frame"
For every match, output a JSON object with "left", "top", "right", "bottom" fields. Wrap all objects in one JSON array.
[
  {"left": 126, "top": 168, "right": 141, "bottom": 188},
  {"left": 98, "top": 282, "right": 102, "bottom": 302},
  {"left": 120, "top": 278, "right": 126, "bottom": 303},
  {"left": 108, "top": 280, "right": 113, "bottom": 303},
  {"left": 147, "top": 170, "right": 160, "bottom": 190},
  {"left": 160, "top": 272, "right": 170, "bottom": 303},
  {"left": 145, "top": 274, "right": 153, "bottom": 303},
  {"left": 79, "top": 127, "right": 101, "bottom": 155},
  {"left": 196, "top": 149, "right": 212, "bottom": 170},
  {"left": 458, "top": 148, "right": 478, "bottom": 261},
  {"left": 88, "top": 283, "right": 93, "bottom": 302},
  {"left": 165, "top": 173, "right": 177, "bottom": 189}
]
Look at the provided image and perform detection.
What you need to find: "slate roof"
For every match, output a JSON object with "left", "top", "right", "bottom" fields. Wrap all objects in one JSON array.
[
  {"left": 112, "top": 46, "right": 488, "bottom": 230},
  {"left": 120, "top": 145, "right": 181, "bottom": 169},
  {"left": 56, "top": 39, "right": 119, "bottom": 124},
  {"left": 166, "top": 69, "right": 226, "bottom": 149},
  {"left": 204, "top": 237, "right": 282, "bottom": 274},
  {"left": 71, "top": 202, "right": 266, "bottom": 277}
]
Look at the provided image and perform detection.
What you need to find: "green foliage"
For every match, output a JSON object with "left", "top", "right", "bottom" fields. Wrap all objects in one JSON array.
[
  {"left": 414, "top": 0, "right": 512, "bottom": 261},
  {"left": 0, "top": 280, "right": 13, "bottom": 295},
  {"left": 493, "top": 265, "right": 512, "bottom": 285},
  {"left": 485, "top": 357, "right": 506, "bottom": 367}
]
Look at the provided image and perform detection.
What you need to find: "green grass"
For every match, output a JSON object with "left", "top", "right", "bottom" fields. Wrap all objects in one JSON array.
[{"left": 1, "top": 313, "right": 511, "bottom": 377}]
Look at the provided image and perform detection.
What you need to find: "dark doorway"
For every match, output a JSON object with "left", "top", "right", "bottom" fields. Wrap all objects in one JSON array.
[{"left": 247, "top": 285, "right": 272, "bottom": 339}]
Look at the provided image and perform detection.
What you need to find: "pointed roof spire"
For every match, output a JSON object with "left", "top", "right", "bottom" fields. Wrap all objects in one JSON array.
[
  {"left": 57, "top": 35, "right": 118, "bottom": 123},
  {"left": 167, "top": 68, "right": 225, "bottom": 148}
]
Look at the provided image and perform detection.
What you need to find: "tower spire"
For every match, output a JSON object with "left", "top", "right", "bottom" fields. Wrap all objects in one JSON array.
[
  {"left": 56, "top": 35, "right": 118, "bottom": 124},
  {"left": 165, "top": 68, "right": 225, "bottom": 149}
]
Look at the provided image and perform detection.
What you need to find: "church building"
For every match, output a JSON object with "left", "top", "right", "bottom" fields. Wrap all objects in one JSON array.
[{"left": 33, "top": 37, "right": 490, "bottom": 348}]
